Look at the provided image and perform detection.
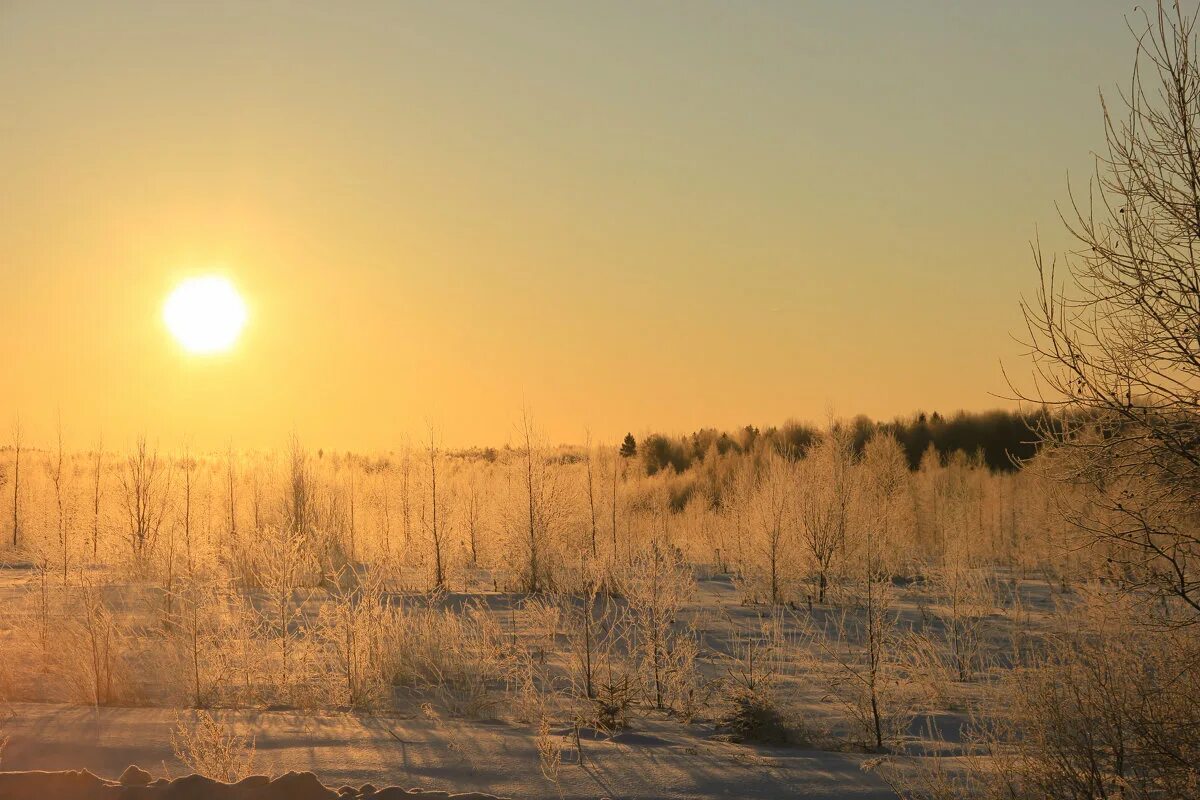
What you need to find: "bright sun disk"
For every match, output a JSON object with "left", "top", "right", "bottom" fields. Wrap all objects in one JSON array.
[{"left": 163, "top": 275, "right": 247, "bottom": 354}]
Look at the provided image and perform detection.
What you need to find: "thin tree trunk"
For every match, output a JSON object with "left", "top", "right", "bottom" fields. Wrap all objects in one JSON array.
[
  {"left": 11, "top": 418, "right": 21, "bottom": 548},
  {"left": 585, "top": 433, "right": 598, "bottom": 559}
]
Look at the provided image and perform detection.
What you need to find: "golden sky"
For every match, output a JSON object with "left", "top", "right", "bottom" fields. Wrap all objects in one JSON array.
[{"left": 0, "top": 1, "right": 1139, "bottom": 450}]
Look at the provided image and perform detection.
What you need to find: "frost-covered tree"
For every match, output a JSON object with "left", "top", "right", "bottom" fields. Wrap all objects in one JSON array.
[
  {"left": 1020, "top": 0, "right": 1200, "bottom": 621},
  {"left": 797, "top": 427, "right": 857, "bottom": 602}
]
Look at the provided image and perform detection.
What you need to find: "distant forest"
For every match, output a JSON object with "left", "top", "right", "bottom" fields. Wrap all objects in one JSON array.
[{"left": 635, "top": 409, "right": 1049, "bottom": 476}]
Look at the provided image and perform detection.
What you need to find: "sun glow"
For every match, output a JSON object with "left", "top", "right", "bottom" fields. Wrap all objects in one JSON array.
[{"left": 163, "top": 276, "right": 247, "bottom": 354}]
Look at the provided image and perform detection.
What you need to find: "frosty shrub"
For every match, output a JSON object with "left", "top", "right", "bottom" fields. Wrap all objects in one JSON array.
[{"left": 170, "top": 710, "right": 257, "bottom": 783}]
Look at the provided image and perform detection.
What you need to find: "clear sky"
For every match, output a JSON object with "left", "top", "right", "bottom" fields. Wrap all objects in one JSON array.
[{"left": 0, "top": 1, "right": 1142, "bottom": 449}]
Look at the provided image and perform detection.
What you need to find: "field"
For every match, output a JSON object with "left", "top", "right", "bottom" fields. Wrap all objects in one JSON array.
[
  {"left": 0, "top": 427, "right": 1123, "bottom": 798},
  {"left": 10, "top": 0, "right": 1200, "bottom": 797}
]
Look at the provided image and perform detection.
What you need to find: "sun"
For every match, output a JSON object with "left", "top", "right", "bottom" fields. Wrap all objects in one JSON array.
[{"left": 163, "top": 275, "right": 247, "bottom": 354}]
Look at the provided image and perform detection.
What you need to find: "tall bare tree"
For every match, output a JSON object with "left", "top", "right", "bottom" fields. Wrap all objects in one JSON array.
[
  {"left": 750, "top": 450, "right": 794, "bottom": 605},
  {"left": 512, "top": 408, "right": 567, "bottom": 593},
  {"left": 424, "top": 425, "right": 446, "bottom": 589},
  {"left": 463, "top": 465, "right": 486, "bottom": 566},
  {"left": 9, "top": 416, "right": 20, "bottom": 548},
  {"left": 584, "top": 430, "right": 598, "bottom": 559},
  {"left": 797, "top": 429, "right": 857, "bottom": 603},
  {"left": 287, "top": 434, "right": 312, "bottom": 539},
  {"left": 48, "top": 416, "right": 70, "bottom": 581},
  {"left": 1019, "top": 0, "right": 1200, "bottom": 621},
  {"left": 225, "top": 443, "right": 237, "bottom": 546},
  {"left": 860, "top": 432, "right": 911, "bottom": 575},
  {"left": 119, "top": 436, "right": 172, "bottom": 568},
  {"left": 400, "top": 444, "right": 413, "bottom": 549},
  {"left": 521, "top": 410, "right": 541, "bottom": 591},
  {"left": 180, "top": 447, "right": 197, "bottom": 578},
  {"left": 345, "top": 454, "right": 358, "bottom": 562},
  {"left": 610, "top": 444, "right": 621, "bottom": 561},
  {"left": 91, "top": 435, "right": 104, "bottom": 560}
]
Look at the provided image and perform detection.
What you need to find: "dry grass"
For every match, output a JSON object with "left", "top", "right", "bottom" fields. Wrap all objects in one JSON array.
[{"left": 534, "top": 714, "right": 563, "bottom": 785}]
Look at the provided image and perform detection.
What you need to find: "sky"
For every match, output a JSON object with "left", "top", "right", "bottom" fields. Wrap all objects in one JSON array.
[{"left": 0, "top": 0, "right": 1145, "bottom": 450}]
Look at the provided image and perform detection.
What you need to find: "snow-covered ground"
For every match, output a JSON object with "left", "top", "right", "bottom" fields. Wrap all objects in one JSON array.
[
  {"left": 0, "top": 559, "right": 1065, "bottom": 798},
  {"left": 2, "top": 703, "right": 892, "bottom": 799}
]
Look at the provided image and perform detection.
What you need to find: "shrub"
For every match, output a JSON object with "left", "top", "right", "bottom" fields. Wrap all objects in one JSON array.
[
  {"left": 718, "top": 685, "right": 791, "bottom": 744},
  {"left": 170, "top": 710, "right": 256, "bottom": 783}
]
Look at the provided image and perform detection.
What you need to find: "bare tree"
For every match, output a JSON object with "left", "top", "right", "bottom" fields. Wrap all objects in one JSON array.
[
  {"left": 249, "top": 462, "right": 264, "bottom": 534},
  {"left": 91, "top": 436, "right": 104, "bottom": 561},
  {"left": 171, "top": 576, "right": 231, "bottom": 708},
  {"left": 866, "top": 7, "right": 1200, "bottom": 797},
  {"left": 259, "top": 525, "right": 312, "bottom": 704},
  {"left": 225, "top": 443, "right": 237, "bottom": 546},
  {"left": 9, "top": 416, "right": 20, "bottom": 548},
  {"left": 610, "top": 444, "right": 621, "bottom": 562},
  {"left": 811, "top": 591, "right": 913, "bottom": 751},
  {"left": 860, "top": 432, "right": 913, "bottom": 575},
  {"left": 856, "top": 433, "right": 912, "bottom": 747},
  {"left": 287, "top": 434, "right": 312, "bottom": 541},
  {"left": 78, "top": 571, "right": 121, "bottom": 706},
  {"left": 797, "top": 429, "right": 857, "bottom": 603},
  {"left": 462, "top": 466, "right": 487, "bottom": 567},
  {"left": 48, "top": 416, "right": 71, "bottom": 581},
  {"left": 119, "top": 436, "right": 172, "bottom": 569},
  {"left": 622, "top": 541, "right": 693, "bottom": 711},
  {"left": 1018, "top": 0, "right": 1200, "bottom": 622},
  {"left": 425, "top": 425, "right": 446, "bottom": 589},
  {"left": 375, "top": 462, "right": 394, "bottom": 558},
  {"left": 345, "top": 454, "right": 358, "bottom": 562},
  {"left": 584, "top": 431, "right": 599, "bottom": 559},
  {"left": 729, "top": 457, "right": 756, "bottom": 576},
  {"left": 558, "top": 568, "right": 621, "bottom": 703},
  {"left": 180, "top": 447, "right": 197, "bottom": 579},
  {"left": 520, "top": 409, "right": 542, "bottom": 592},
  {"left": 749, "top": 450, "right": 795, "bottom": 605},
  {"left": 511, "top": 408, "right": 568, "bottom": 593},
  {"left": 400, "top": 445, "right": 413, "bottom": 549}
]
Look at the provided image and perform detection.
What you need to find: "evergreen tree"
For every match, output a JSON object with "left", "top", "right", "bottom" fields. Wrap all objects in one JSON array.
[{"left": 619, "top": 433, "right": 637, "bottom": 459}]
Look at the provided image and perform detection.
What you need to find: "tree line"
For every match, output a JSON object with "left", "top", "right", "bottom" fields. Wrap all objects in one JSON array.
[{"left": 631, "top": 408, "right": 1054, "bottom": 477}]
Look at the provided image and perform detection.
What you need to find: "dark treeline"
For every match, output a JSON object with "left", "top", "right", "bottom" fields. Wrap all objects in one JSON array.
[{"left": 636, "top": 408, "right": 1052, "bottom": 476}]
